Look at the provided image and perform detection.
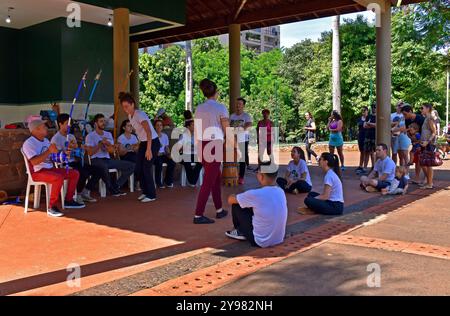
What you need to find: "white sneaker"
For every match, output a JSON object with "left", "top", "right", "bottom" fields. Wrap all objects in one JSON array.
[
  {"left": 166, "top": 183, "right": 174, "bottom": 188},
  {"left": 75, "top": 195, "right": 86, "bottom": 205},
  {"left": 141, "top": 197, "right": 156, "bottom": 203},
  {"left": 307, "top": 160, "right": 312, "bottom": 166},
  {"left": 47, "top": 207, "right": 64, "bottom": 217},
  {"left": 225, "top": 229, "right": 246, "bottom": 241},
  {"left": 188, "top": 183, "right": 196, "bottom": 188},
  {"left": 81, "top": 193, "right": 97, "bottom": 203},
  {"left": 138, "top": 194, "right": 146, "bottom": 201}
]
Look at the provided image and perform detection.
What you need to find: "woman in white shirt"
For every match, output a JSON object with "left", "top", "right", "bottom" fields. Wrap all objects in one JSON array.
[
  {"left": 117, "top": 119, "right": 139, "bottom": 163},
  {"left": 154, "top": 119, "right": 176, "bottom": 188},
  {"left": 276, "top": 146, "right": 312, "bottom": 194},
  {"left": 175, "top": 110, "right": 203, "bottom": 186},
  {"left": 302, "top": 152, "right": 344, "bottom": 215},
  {"left": 193, "top": 79, "right": 230, "bottom": 224},
  {"left": 119, "top": 92, "right": 160, "bottom": 202}
]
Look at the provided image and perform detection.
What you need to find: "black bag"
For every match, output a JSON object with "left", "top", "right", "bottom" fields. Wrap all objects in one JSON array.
[{"left": 419, "top": 145, "right": 443, "bottom": 167}]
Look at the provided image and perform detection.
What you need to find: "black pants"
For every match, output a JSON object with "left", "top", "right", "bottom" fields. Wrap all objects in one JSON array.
[
  {"left": 305, "top": 141, "right": 317, "bottom": 161},
  {"left": 121, "top": 152, "right": 137, "bottom": 164},
  {"left": 232, "top": 204, "right": 259, "bottom": 247},
  {"left": 238, "top": 141, "right": 250, "bottom": 178},
  {"left": 182, "top": 161, "right": 203, "bottom": 185},
  {"left": 90, "top": 158, "right": 135, "bottom": 193},
  {"left": 304, "top": 192, "right": 344, "bottom": 215},
  {"left": 277, "top": 178, "right": 311, "bottom": 193},
  {"left": 136, "top": 139, "right": 160, "bottom": 199},
  {"left": 154, "top": 155, "right": 176, "bottom": 187},
  {"left": 68, "top": 161, "right": 101, "bottom": 193}
]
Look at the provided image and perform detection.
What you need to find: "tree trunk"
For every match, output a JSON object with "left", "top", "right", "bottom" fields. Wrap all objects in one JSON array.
[
  {"left": 332, "top": 15, "right": 341, "bottom": 113},
  {"left": 185, "top": 40, "right": 193, "bottom": 111}
]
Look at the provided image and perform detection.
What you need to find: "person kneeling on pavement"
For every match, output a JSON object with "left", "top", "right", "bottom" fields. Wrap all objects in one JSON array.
[
  {"left": 22, "top": 120, "right": 85, "bottom": 217},
  {"left": 225, "top": 167, "right": 287, "bottom": 248}
]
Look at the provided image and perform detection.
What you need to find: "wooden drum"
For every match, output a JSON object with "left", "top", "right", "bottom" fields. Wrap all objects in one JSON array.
[{"left": 222, "top": 133, "right": 239, "bottom": 186}]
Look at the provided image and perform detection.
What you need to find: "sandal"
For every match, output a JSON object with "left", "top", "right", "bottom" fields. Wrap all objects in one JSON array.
[{"left": 420, "top": 184, "right": 434, "bottom": 189}]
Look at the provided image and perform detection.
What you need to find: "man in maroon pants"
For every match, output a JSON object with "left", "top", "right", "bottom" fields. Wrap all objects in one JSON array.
[
  {"left": 193, "top": 79, "right": 229, "bottom": 224},
  {"left": 22, "top": 119, "right": 84, "bottom": 217}
]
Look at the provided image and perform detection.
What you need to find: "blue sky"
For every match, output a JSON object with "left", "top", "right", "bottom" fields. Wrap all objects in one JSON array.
[{"left": 280, "top": 11, "right": 372, "bottom": 48}]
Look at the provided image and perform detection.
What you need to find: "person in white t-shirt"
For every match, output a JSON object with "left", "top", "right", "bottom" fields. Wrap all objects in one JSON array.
[
  {"left": 51, "top": 113, "right": 99, "bottom": 203},
  {"left": 360, "top": 143, "right": 396, "bottom": 193},
  {"left": 117, "top": 119, "right": 139, "bottom": 163},
  {"left": 120, "top": 92, "right": 160, "bottom": 202},
  {"left": 154, "top": 119, "right": 176, "bottom": 189},
  {"left": 85, "top": 113, "right": 135, "bottom": 197},
  {"left": 22, "top": 119, "right": 84, "bottom": 217},
  {"left": 230, "top": 97, "right": 253, "bottom": 184},
  {"left": 193, "top": 78, "right": 230, "bottom": 224},
  {"left": 276, "top": 146, "right": 312, "bottom": 194},
  {"left": 225, "top": 169, "right": 287, "bottom": 247},
  {"left": 173, "top": 110, "right": 203, "bottom": 186},
  {"left": 301, "top": 152, "right": 344, "bottom": 215}
]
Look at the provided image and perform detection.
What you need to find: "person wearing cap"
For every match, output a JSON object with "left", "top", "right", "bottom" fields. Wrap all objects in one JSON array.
[
  {"left": 257, "top": 109, "right": 274, "bottom": 166},
  {"left": 22, "top": 120, "right": 84, "bottom": 217},
  {"left": 155, "top": 108, "right": 175, "bottom": 128}
]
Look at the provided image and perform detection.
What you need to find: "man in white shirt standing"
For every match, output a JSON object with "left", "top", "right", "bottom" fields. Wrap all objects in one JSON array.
[
  {"left": 230, "top": 97, "right": 253, "bottom": 185},
  {"left": 22, "top": 120, "right": 84, "bottom": 217},
  {"left": 360, "top": 143, "right": 397, "bottom": 193},
  {"left": 85, "top": 114, "right": 135, "bottom": 196}
]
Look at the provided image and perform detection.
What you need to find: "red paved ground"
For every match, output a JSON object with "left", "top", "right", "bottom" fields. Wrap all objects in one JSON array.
[{"left": 0, "top": 149, "right": 448, "bottom": 295}]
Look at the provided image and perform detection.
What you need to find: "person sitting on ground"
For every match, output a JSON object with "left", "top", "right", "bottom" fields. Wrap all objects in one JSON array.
[
  {"left": 85, "top": 114, "right": 135, "bottom": 196},
  {"left": 117, "top": 119, "right": 139, "bottom": 163},
  {"left": 155, "top": 108, "right": 175, "bottom": 128},
  {"left": 276, "top": 146, "right": 312, "bottom": 194},
  {"left": 300, "top": 152, "right": 344, "bottom": 215},
  {"left": 154, "top": 119, "right": 176, "bottom": 188},
  {"left": 174, "top": 110, "right": 203, "bottom": 187},
  {"left": 51, "top": 113, "right": 99, "bottom": 204},
  {"left": 225, "top": 169, "right": 287, "bottom": 248},
  {"left": 381, "top": 166, "right": 409, "bottom": 195},
  {"left": 22, "top": 120, "right": 84, "bottom": 217},
  {"left": 360, "top": 143, "right": 396, "bottom": 193},
  {"left": 257, "top": 109, "right": 274, "bottom": 166}
]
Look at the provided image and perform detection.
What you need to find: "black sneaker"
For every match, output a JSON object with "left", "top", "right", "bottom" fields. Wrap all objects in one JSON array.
[
  {"left": 47, "top": 206, "right": 64, "bottom": 217},
  {"left": 111, "top": 189, "right": 127, "bottom": 197},
  {"left": 216, "top": 209, "right": 228, "bottom": 219},
  {"left": 193, "top": 216, "right": 215, "bottom": 224},
  {"left": 355, "top": 167, "right": 363, "bottom": 173},
  {"left": 65, "top": 200, "right": 86, "bottom": 209}
]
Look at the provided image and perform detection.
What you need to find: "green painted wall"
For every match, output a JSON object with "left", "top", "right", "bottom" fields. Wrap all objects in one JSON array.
[
  {"left": 0, "top": 18, "right": 113, "bottom": 105},
  {"left": 0, "top": 27, "right": 20, "bottom": 103},
  {"left": 60, "top": 19, "right": 113, "bottom": 104},
  {"left": 18, "top": 19, "right": 62, "bottom": 104}
]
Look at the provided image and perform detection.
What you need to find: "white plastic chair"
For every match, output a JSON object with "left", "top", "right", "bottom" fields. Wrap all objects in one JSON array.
[
  {"left": 181, "top": 163, "right": 204, "bottom": 187},
  {"left": 21, "top": 149, "right": 65, "bottom": 213}
]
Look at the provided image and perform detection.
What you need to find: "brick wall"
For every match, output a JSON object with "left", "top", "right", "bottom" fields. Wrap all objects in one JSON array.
[{"left": 0, "top": 129, "right": 56, "bottom": 196}]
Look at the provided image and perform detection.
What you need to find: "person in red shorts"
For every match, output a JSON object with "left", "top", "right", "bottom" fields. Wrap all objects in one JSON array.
[{"left": 22, "top": 120, "right": 84, "bottom": 217}]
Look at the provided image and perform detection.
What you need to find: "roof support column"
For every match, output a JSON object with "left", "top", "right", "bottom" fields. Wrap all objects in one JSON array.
[
  {"left": 375, "top": 0, "right": 392, "bottom": 151},
  {"left": 113, "top": 8, "right": 130, "bottom": 139},
  {"left": 130, "top": 42, "right": 140, "bottom": 108},
  {"left": 229, "top": 23, "right": 241, "bottom": 114}
]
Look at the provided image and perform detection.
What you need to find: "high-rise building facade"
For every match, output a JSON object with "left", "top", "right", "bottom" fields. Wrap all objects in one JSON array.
[{"left": 219, "top": 26, "right": 280, "bottom": 54}]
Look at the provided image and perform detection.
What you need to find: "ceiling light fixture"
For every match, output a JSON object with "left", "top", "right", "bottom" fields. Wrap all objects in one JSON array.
[{"left": 5, "top": 7, "right": 13, "bottom": 24}]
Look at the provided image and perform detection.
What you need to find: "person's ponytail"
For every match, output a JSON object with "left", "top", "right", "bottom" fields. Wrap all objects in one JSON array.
[{"left": 333, "top": 154, "right": 341, "bottom": 179}]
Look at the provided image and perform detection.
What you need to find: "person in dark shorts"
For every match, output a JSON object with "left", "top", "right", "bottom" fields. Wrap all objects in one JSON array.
[
  {"left": 356, "top": 106, "right": 369, "bottom": 175},
  {"left": 360, "top": 143, "right": 396, "bottom": 193}
]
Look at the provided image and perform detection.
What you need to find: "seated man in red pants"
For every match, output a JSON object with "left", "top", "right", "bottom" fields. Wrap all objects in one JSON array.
[{"left": 22, "top": 119, "right": 85, "bottom": 217}]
